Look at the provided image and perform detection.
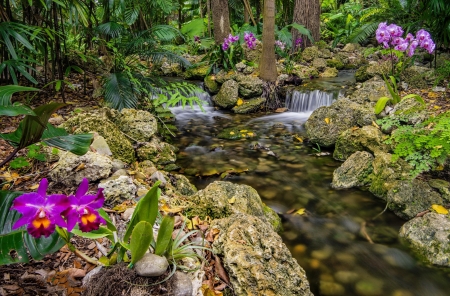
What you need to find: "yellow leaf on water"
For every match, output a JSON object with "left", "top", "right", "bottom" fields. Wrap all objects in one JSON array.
[
  {"left": 247, "top": 132, "right": 254, "bottom": 137},
  {"left": 295, "top": 208, "right": 306, "bottom": 215},
  {"left": 237, "top": 98, "right": 244, "bottom": 106},
  {"left": 431, "top": 204, "right": 449, "bottom": 215},
  {"left": 228, "top": 197, "right": 236, "bottom": 204},
  {"left": 229, "top": 131, "right": 235, "bottom": 135},
  {"left": 324, "top": 118, "right": 330, "bottom": 124},
  {"left": 240, "top": 130, "right": 247, "bottom": 133}
]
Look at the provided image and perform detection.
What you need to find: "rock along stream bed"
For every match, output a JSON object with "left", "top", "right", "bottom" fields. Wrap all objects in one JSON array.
[{"left": 169, "top": 74, "right": 450, "bottom": 296}]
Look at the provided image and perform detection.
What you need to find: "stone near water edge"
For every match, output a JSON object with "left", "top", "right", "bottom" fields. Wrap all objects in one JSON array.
[
  {"left": 212, "top": 80, "right": 239, "bottom": 109},
  {"left": 331, "top": 151, "right": 374, "bottom": 189},
  {"left": 134, "top": 253, "right": 169, "bottom": 277}
]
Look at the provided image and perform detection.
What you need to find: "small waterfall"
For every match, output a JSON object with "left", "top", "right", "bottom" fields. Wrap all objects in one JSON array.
[{"left": 285, "top": 90, "right": 336, "bottom": 112}]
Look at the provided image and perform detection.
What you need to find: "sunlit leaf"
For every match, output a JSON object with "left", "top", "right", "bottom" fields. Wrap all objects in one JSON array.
[{"left": 431, "top": 204, "right": 449, "bottom": 215}]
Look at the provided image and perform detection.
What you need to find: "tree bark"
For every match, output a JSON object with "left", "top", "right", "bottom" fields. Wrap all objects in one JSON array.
[
  {"left": 292, "top": 0, "right": 320, "bottom": 48},
  {"left": 259, "top": 0, "right": 277, "bottom": 82},
  {"left": 210, "top": 0, "right": 231, "bottom": 44}
]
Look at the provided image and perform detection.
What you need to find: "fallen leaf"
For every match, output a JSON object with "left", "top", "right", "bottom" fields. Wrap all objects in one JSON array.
[
  {"left": 161, "top": 203, "right": 184, "bottom": 214},
  {"left": 372, "top": 121, "right": 380, "bottom": 129},
  {"left": 294, "top": 135, "right": 303, "bottom": 143},
  {"left": 74, "top": 163, "right": 85, "bottom": 172},
  {"left": 431, "top": 204, "right": 449, "bottom": 215},
  {"left": 324, "top": 117, "right": 330, "bottom": 124},
  {"left": 214, "top": 255, "right": 230, "bottom": 285},
  {"left": 247, "top": 132, "right": 254, "bottom": 137},
  {"left": 1, "top": 171, "right": 20, "bottom": 182},
  {"left": 228, "top": 197, "right": 236, "bottom": 204},
  {"left": 236, "top": 98, "right": 244, "bottom": 106},
  {"left": 240, "top": 130, "right": 247, "bottom": 133},
  {"left": 229, "top": 131, "right": 235, "bottom": 135},
  {"left": 428, "top": 91, "right": 439, "bottom": 98},
  {"left": 295, "top": 208, "right": 306, "bottom": 215},
  {"left": 434, "top": 105, "right": 441, "bottom": 110},
  {"left": 29, "top": 183, "right": 40, "bottom": 190}
]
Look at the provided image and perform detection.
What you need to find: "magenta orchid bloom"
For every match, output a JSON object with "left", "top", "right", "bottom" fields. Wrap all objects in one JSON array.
[
  {"left": 11, "top": 179, "right": 68, "bottom": 238},
  {"left": 63, "top": 178, "right": 106, "bottom": 232}
]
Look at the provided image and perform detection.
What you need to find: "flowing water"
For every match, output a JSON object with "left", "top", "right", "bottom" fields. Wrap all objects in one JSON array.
[{"left": 169, "top": 74, "right": 450, "bottom": 296}]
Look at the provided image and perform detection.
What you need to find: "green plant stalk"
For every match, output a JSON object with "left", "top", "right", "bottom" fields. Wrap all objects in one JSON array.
[{"left": 55, "top": 227, "right": 101, "bottom": 266}]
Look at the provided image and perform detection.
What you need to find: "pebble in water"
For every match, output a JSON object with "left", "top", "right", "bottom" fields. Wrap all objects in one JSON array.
[
  {"left": 320, "top": 281, "right": 346, "bottom": 295},
  {"left": 355, "top": 278, "right": 384, "bottom": 296},
  {"left": 334, "top": 270, "right": 360, "bottom": 284}
]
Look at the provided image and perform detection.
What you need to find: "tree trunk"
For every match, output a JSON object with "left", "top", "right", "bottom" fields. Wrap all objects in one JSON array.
[
  {"left": 210, "top": 0, "right": 231, "bottom": 44},
  {"left": 207, "top": 0, "right": 212, "bottom": 37},
  {"left": 259, "top": 0, "right": 277, "bottom": 82},
  {"left": 292, "top": 0, "right": 320, "bottom": 48}
]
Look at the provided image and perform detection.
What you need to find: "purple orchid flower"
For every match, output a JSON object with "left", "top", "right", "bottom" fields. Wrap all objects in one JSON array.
[
  {"left": 387, "top": 24, "right": 404, "bottom": 38},
  {"left": 11, "top": 178, "right": 68, "bottom": 238},
  {"left": 295, "top": 37, "right": 303, "bottom": 48},
  {"left": 275, "top": 40, "right": 285, "bottom": 50},
  {"left": 407, "top": 40, "right": 419, "bottom": 57},
  {"left": 63, "top": 178, "right": 106, "bottom": 232},
  {"left": 244, "top": 32, "right": 257, "bottom": 49}
]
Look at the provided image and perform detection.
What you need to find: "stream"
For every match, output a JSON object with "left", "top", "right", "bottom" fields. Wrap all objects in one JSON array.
[{"left": 168, "top": 73, "right": 450, "bottom": 296}]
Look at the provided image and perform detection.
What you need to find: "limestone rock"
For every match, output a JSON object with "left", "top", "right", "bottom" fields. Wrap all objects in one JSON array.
[
  {"left": 213, "top": 80, "right": 239, "bottom": 109},
  {"left": 112, "top": 108, "right": 158, "bottom": 142},
  {"left": 136, "top": 138, "right": 178, "bottom": 165},
  {"left": 342, "top": 43, "right": 360, "bottom": 52},
  {"left": 49, "top": 151, "right": 112, "bottom": 186},
  {"left": 428, "top": 179, "right": 450, "bottom": 202},
  {"left": 236, "top": 75, "right": 263, "bottom": 98},
  {"left": 349, "top": 76, "right": 392, "bottom": 105},
  {"left": 160, "top": 62, "right": 182, "bottom": 76},
  {"left": 91, "top": 134, "right": 112, "bottom": 156},
  {"left": 312, "top": 57, "right": 327, "bottom": 71},
  {"left": 302, "top": 46, "right": 320, "bottom": 62},
  {"left": 388, "top": 96, "right": 428, "bottom": 126},
  {"left": 135, "top": 253, "right": 169, "bottom": 277},
  {"left": 400, "top": 65, "right": 434, "bottom": 89},
  {"left": 204, "top": 75, "right": 219, "bottom": 94},
  {"left": 242, "top": 40, "right": 262, "bottom": 63},
  {"left": 399, "top": 212, "right": 450, "bottom": 266},
  {"left": 99, "top": 175, "right": 137, "bottom": 207},
  {"left": 232, "top": 97, "right": 266, "bottom": 114},
  {"left": 386, "top": 179, "right": 443, "bottom": 220},
  {"left": 319, "top": 67, "right": 338, "bottom": 78},
  {"left": 186, "top": 181, "right": 281, "bottom": 232},
  {"left": 59, "top": 109, "right": 135, "bottom": 163},
  {"left": 292, "top": 65, "right": 319, "bottom": 79},
  {"left": 368, "top": 151, "right": 411, "bottom": 198},
  {"left": 333, "top": 126, "right": 387, "bottom": 161},
  {"left": 215, "top": 70, "right": 237, "bottom": 84},
  {"left": 183, "top": 65, "right": 209, "bottom": 80},
  {"left": 326, "top": 57, "right": 344, "bottom": 70},
  {"left": 332, "top": 151, "right": 374, "bottom": 189},
  {"left": 305, "top": 98, "right": 376, "bottom": 147},
  {"left": 211, "top": 213, "right": 313, "bottom": 296}
]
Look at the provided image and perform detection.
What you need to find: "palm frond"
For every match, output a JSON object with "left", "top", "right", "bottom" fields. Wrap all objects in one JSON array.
[
  {"left": 103, "top": 72, "right": 139, "bottom": 110},
  {"left": 349, "top": 22, "right": 379, "bottom": 44},
  {"left": 96, "top": 21, "right": 127, "bottom": 38}
]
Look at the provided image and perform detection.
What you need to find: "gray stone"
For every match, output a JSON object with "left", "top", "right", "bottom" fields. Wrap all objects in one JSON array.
[
  {"left": 99, "top": 175, "right": 137, "bottom": 207},
  {"left": 111, "top": 159, "right": 126, "bottom": 172},
  {"left": 428, "top": 179, "right": 450, "bottom": 202},
  {"left": 150, "top": 171, "right": 167, "bottom": 187},
  {"left": 349, "top": 76, "right": 392, "bottom": 105},
  {"left": 212, "top": 80, "right": 239, "bottom": 109},
  {"left": 242, "top": 40, "right": 262, "bottom": 63},
  {"left": 400, "top": 65, "right": 434, "bottom": 89},
  {"left": 342, "top": 43, "right": 360, "bottom": 52},
  {"left": 211, "top": 213, "right": 313, "bottom": 296},
  {"left": 292, "top": 65, "right": 319, "bottom": 79},
  {"left": 186, "top": 181, "right": 282, "bottom": 232},
  {"left": 91, "top": 134, "right": 112, "bottom": 156},
  {"left": 135, "top": 253, "right": 169, "bottom": 277},
  {"left": 171, "top": 271, "right": 193, "bottom": 296},
  {"left": 214, "top": 70, "right": 237, "bottom": 84},
  {"left": 332, "top": 151, "right": 374, "bottom": 189},
  {"left": 136, "top": 138, "right": 178, "bottom": 165},
  {"left": 399, "top": 212, "right": 450, "bottom": 266},
  {"left": 386, "top": 179, "right": 443, "bottom": 220},
  {"left": 333, "top": 126, "right": 387, "bottom": 161},
  {"left": 161, "top": 172, "right": 197, "bottom": 196},
  {"left": 112, "top": 108, "right": 158, "bottom": 142},
  {"left": 49, "top": 151, "right": 112, "bottom": 187},
  {"left": 204, "top": 75, "right": 219, "bottom": 94},
  {"left": 312, "top": 58, "right": 327, "bottom": 71},
  {"left": 236, "top": 75, "right": 263, "bottom": 98},
  {"left": 388, "top": 96, "right": 428, "bottom": 125},
  {"left": 319, "top": 67, "right": 338, "bottom": 78},
  {"left": 122, "top": 207, "right": 135, "bottom": 221},
  {"left": 305, "top": 98, "right": 376, "bottom": 147}
]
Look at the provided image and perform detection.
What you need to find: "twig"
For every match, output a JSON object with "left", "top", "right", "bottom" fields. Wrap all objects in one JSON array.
[
  {"left": 360, "top": 221, "right": 374, "bottom": 244},
  {"left": 372, "top": 201, "right": 390, "bottom": 220},
  {"left": 0, "top": 147, "right": 20, "bottom": 168},
  {"left": 155, "top": 115, "right": 176, "bottom": 137},
  {"left": 74, "top": 249, "right": 102, "bottom": 266}
]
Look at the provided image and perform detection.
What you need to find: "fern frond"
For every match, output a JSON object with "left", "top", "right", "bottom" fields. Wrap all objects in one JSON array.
[{"left": 349, "top": 22, "right": 379, "bottom": 44}]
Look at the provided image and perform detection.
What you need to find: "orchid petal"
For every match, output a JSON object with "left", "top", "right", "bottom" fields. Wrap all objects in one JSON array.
[
  {"left": 75, "top": 178, "right": 89, "bottom": 198},
  {"left": 37, "top": 178, "right": 49, "bottom": 197}
]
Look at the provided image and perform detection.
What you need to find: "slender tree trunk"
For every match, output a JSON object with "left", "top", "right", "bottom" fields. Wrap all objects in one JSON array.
[
  {"left": 292, "top": 0, "right": 320, "bottom": 48},
  {"left": 259, "top": 0, "right": 277, "bottom": 82},
  {"left": 210, "top": 0, "right": 231, "bottom": 44},
  {"left": 207, "top": 0, "right": 212, "bottom": 37},
  {"left": 255, "top": 0, "right": 261, "bottom": 23}
]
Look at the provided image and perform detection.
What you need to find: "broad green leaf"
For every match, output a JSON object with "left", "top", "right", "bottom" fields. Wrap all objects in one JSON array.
[
  {"left": 98, "top": 208, "right": 117, "bottom": 232},
  {"left": 129, "top": 221, "right": 153, "bottom": 266},
  {"left": 71, "top": 227, "right": 114, "bottom": 239},
  {"left": 375, "top": 97, "right": 391, "bottom": 114},
  {"left": 42, "top": 124, "right": 93, "bottom": 155},
  {"left": 0, "top": 105, "right": 35, "bottom": 116},
  {"left": 123, "top": 181, "right": 160, "bottom": 242},
  {"left": 0, "top": 191, "right": 65, "bottom": 265},
  {"left": 0, "top": 85, "right": 39, "bottom": 106},
  {"left": 402, "top": 94, "right": 425, "bottom": 105},
  {"left": 154, "top": 215, "right": 175, "bottom": 256},
  {"left": 9, "top": 157, "right": 30, "bottom": 169}
]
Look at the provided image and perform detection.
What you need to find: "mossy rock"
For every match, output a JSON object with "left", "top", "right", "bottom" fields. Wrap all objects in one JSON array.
[
  {"left": 59, "top": 109, "right": 135, "bottom": 163},
  {"left": 355, "top": 65, "right": 374, "bottom": 82},
  {"left": 326, "top": 58, "right": 344, "bottom": 70},
  {"left": 232, "top": 97, "right": 266, "bottom": 114},
  {"left": 302, "top": 46, "right": 320, "bottom": 62},
  {"left": 217, "top": 127, "right": 257, "bottom": 140},
  {"left": 212, "top": 80, "right": 239, "bottom": 109},
  {"left": 215, "top": 70, "right": 238, "bottom": 84},
  {"left": 204, "top": 75, "right": 219, "bottom": 94},
  {"left": 183, "top": 65, "right": 209, "bottom": 80},
  {"left": 136, "top": 138, "right": 178, "bottom": 165},
  {"left": 320, "top": 67, "right": 338, "bottom": 78}
]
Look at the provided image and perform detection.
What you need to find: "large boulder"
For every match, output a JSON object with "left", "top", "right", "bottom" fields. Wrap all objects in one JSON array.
[
  {"left": 302, "top": 46, "right": 320, "bottom": 62},
  {"left": 204, "top": 75, "right": 219, "bottom": 94},
  {"left": 211, "top": 213, "right": 313, "bottom": 296},
  {"left": 183, "top": 65, "right": 209, "bottom": 80},
  {"left": 49, "top": 151, "right": 112, "bottom": 187},
  {"left": 355, "top": 61, "right": 390, "bottom": 83},
  {"left": 386, "top": 179, "right": 444, "bottom": 220},
  {"left": 232, "top": 97, "right": 266, "bottom": 114},
  {"left": 386, "top": 96, "right": 429, "bottom": 126},
  {"left": 400, "top": 65, "right": 435, "bottom": 89},
  {"left": 111, "top": 108, "right": 158, "bottom": 142},
  {"left": 332, "top": 151, "right": 374, "bottom": 189},
  {"left": 236, "top": 75, "right": 263, "bottom": 98},
  {"left": 319, "top": 67, "right": 338, "bottom": 78},
  {"left": 186, "top": 181, "right": 281, "bottom": 232},
  {"left": 368, "top": 151, "right": 411, "bottom": 198},
  {"left": 99, "top": 175, "right": 137, "bottom": 207},
  {"left": 213, "top": 80, "right": 239, "bottom": 109},
  {"left": 349, "top": 76, "right": 392, "bottom": 106},
  {"left": 292, "top": 65, "right": 319, "bottom": 79},
  {"left": 59, "top": 109, "right": 135, "bottom": 163},
  {"left": 312, "top": 57, "right": 327, "bottom": 71},
  {"left": 305, "top": 98, "right": 376, "bottom": 147},
  {"left": 333, "top": 125, "right": 387, "bottom": 161},
  {"left": 215, "top": 70, "right": 237, "bottom": 84},
  {"left": 136, "top": 137, "right": 178, "bottom": 165},
  {"left": 399, "top": 212, "right": 450, "bottom": 266}
]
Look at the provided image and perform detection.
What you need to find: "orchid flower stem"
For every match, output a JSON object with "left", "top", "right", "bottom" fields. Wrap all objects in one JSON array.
[{"left": 74, "top": 249, "right": 102, "bottom": 266}]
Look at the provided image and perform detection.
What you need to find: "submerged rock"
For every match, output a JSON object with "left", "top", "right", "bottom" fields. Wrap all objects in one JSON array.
[
  {"left": 186, "top": 181, "right": 281, "bottom": 232},
  {"left": 332, "top": 151, "right": 373, "bottom": 189},
  {"left": 399, "top": 212, "right": 450, "bottom": 266},
  {"left": 217, "top": 127, "right": 257, "bottom": 140},
  {"left": 50, "top": 151, "right": 112, "bottom": 187},
  {"left": 211, "top": 213, "right": 313, "bottom": 296},
  {"left": 213, "top": 80, "right": 239, "bottom": 109}
]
